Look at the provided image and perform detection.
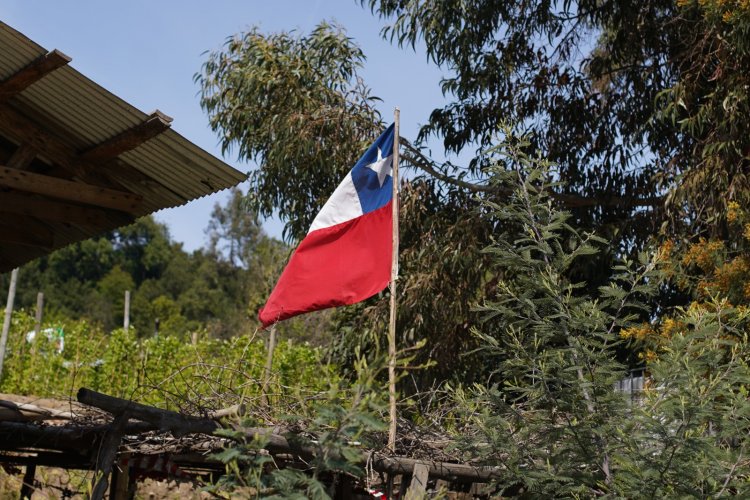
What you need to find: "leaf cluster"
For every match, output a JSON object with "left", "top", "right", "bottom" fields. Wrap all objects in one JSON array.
[{"left": 197, "top": 22, "right": 382, "bottom": 240}]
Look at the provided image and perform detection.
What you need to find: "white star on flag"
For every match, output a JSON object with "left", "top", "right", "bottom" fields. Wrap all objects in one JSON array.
[{"left": 367, "top": 147, "right": 393, "bottom": 187}]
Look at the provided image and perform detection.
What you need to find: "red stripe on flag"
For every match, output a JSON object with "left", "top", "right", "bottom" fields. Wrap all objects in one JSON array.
[{"left": 259, "top": 202, "right": 392, "bottom": 327}]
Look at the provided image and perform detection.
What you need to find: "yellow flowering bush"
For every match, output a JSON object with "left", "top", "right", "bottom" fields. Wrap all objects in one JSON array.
[{"left": 624, "top": 202, "right": 750, "bottom": 362}]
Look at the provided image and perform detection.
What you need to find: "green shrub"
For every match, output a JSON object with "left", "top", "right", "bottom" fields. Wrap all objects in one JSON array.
[{"left": 0, "top": 311, "right": 335, "bottom": 409}]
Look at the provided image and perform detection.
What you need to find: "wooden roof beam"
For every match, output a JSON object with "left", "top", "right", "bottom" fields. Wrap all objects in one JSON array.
[
  {"left": 0, "top": 105, "right": 179, "bottom": 206},
  {"left": 0, "top": 192, "right": 130, "bottom": 227},
  {"left": 80, "top": 110, "right": 173, "bottom": 163},
  {"left": 0, "top": 49, "right": 71, "bottom": 103},
  {"left": 0, "top": 166, "right": 142, "bottom": 212},
  {"left": 0, "top": 104, "right": 90, "bottom": 179}
]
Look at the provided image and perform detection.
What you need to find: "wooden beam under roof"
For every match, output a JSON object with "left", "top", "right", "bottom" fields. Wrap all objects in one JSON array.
[
  {"left": 0, "top": 104, "right": 92, "bottom": 180},
  {"left": 80, "top": 110, "right": 173, "bottom": 163},
  {"left": 0, "top": 104, "right": 184, "bottom": 207},
  {"left": 0, "top": 49, "right": 71, "bottom": 103},
  {"left": 0, "top": 166, "right": 142, "bottom": 212},
  {"left": 0, "top": 192, "right": 130, "bottom": 227}
]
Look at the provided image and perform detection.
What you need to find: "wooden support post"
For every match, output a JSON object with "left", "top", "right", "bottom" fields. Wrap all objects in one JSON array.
[
  {"left": 19, "top": 463, "right": 36, "bottom": 499},
  {"left": 110, "top": 453, "right": 131, "bottom": 500},
  {"left": 80, "top": 111, "right": 172, "bottom": 163},
  {"left": 0, "top": 267, "right": 19, "bottom": 380},
  {"left": 261, "top": 324, "right": 277, "bottom": 406},
  {"left": 34, "top": 292, "right": 43, "bottom": 336},
  {"left": 405, "top": 462, "right": 430, "bottom": 500},
  {"left": 123, "top": 290, "right": 130, "bottom": 332},
  {"left": 91, "top": 412, "right": 129, "bottom": 500},
  {"left": 7, "top": 143, "right": 38, "bottom": 170}
]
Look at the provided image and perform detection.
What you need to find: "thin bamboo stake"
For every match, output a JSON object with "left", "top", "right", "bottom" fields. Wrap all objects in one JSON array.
[
  {"left": 388, "top": 108, "right": 401, "bottom": 452},
  {"left": 261, "top": 324, "right": 277, "bottom": 406},
  {"left": 0, "top": 268, "right": 19, "bottom": 380}
]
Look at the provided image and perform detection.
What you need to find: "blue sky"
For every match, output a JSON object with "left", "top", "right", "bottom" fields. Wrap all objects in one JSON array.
[{"left": 2, "top": 1, "right": 448, "bottom": 250}]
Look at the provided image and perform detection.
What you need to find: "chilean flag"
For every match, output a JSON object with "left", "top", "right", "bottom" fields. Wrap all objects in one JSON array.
[{"left": 259, "top": 124, "right": 396, "bottom": 327}]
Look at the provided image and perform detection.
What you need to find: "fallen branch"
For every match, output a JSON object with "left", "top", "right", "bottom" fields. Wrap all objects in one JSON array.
[{"left": 77, "top": 388, "right": 218, "bottom": 437}]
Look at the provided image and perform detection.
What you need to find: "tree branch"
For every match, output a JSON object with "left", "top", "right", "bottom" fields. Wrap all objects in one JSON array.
[{"left": 400, "top": 138, "right": 664, "bottom": 209}]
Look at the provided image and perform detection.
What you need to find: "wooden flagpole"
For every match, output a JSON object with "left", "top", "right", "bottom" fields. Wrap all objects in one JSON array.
[{"left": 388, "top": 108, "right": 400, "bottom": 452}]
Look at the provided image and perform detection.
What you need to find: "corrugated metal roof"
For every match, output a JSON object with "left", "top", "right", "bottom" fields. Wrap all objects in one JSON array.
[{"left": 0, "top": 21, "right": 248, "bottom": 272}]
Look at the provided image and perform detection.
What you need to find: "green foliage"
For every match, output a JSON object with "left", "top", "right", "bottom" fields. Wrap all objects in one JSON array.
[
  {"left": 455, "top": 137, "right": 653, "bottom": 496},
  {"left": 655, "top": 0, "right": 750, "bottom": 230},
  {"left": 363, "top": 0, "right": 674, "bottom": 232},
  {"left": 0, "top": 311, "right": 334, "bottom": 407},
  {"left": 616, "top": 299, "right": 750, "bottom": 497},
  {"left": 457, "top": 139, "right": 750, "bottom": 497},
  {"left": 193, "top": 0, "right": 750, "bottom": 385},
  {"left": 197, "top": 22, "right": 382, "bottom": 240},
  {"left": 207, "top": 356, "right": 388, "bottom": 499}
]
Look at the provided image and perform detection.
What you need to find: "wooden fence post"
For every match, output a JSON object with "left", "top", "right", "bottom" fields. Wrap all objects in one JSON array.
[
  {"left": 123, "top": 290, "right": 130, "bottom": 332},
  {"left": 260, "top": 324, "right": 277, "bottom": 406},
  {"left": 34, "top": 291, "right": 44, "bottom": 335},
  {"left": 0, "top": 267, "right": 19, "bottom": 380},
  {"left": 405, "top": 462, "right": 430, "bottom": 500}
]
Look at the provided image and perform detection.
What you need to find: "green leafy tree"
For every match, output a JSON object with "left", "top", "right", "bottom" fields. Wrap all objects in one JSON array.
[
  {"left": 197, "top": 22, "right": 382, "bottom": 239},
  {"left": 195, "top": 2, "right": 750, "bottom": 380},
  {"left": 95, "top": 265, "right": 135, "bottom": 330},
  {"left": 457, "top": 139, "right": 750, "bottom": 497},
  {"left": 656, "top": 0, "right": 750, "bottom": 232},
  {"left": 207, "top": 187, "right": 264, "bottom": 268}
]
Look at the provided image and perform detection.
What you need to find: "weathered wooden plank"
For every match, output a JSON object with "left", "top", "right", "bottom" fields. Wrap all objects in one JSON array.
[
  {"left": 0, "top": 400, "right": 73, "bottom": 422},
  {"left": 80, "top": 111, "right": 172, "bottom": 163},
  {"left": 0, "top": 49, "right": 71, "bottom": 102},
  {"left": 0, "top": 104, "right": 101, "bottom": 180},
  {"left": 0, "top": 420, "right": 154, "bottom": 456},
  {"left": 0, "top": 451, "right": 92, "bottom": 470},
  {"left": 0, "top": 166, "right": 142, "bottom": 212},
  {"left": 405, "top": 462, "right": 430, "bottom": 499}
]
